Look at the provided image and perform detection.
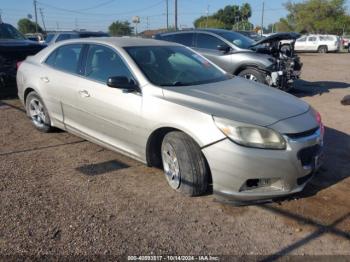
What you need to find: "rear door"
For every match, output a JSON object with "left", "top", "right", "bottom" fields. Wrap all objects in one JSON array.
[
  {"left": 194, "top": 33, "right": 232, "bottom": 72},
  {"left": 41, "top": 43, "right": 85, "bottom": 125}
]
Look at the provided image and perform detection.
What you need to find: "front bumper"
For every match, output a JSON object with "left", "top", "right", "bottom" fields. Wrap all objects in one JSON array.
[{"left": 202, "top": 128, "right": 323, "bottom": 202}]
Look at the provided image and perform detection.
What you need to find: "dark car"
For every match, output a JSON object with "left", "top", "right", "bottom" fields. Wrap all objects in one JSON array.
[
  {"left": 0, "top": 22, "right": 46, "bottom": 98},
  {"left": 154, "top": 29, "right": 302, "bottom": 91},
  {"left": 45, "top": 31, "right": 109, "bottom": 46}
]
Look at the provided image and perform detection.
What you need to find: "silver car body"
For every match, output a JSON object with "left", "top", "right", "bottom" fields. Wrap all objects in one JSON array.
[{"left": 17, "top": 37, "right": 323, "bottom": 202}]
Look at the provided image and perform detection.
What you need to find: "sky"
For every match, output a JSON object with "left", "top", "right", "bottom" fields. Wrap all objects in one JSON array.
[{"left": 1, "top": 0, "right": 350, "bottom": 32}]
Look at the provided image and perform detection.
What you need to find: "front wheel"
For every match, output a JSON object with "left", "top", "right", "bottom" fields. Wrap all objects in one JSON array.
[
  {"left": 25, "top": 91, "right": 53, "bottom": 132},
  {"left": 161, "top": 131, "right": 209, "bottom": 196},
  {"left": 237, "top": 68, "right": 266, "bottom": 84}
]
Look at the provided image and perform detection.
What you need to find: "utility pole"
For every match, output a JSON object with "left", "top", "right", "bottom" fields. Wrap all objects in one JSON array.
[
  {"left": 146, "top": 16, "right": 150, "bottom": 30},
  {"left": 33, "top": 0, "right": 38, "bottom": 33},
  {"left": 39, "top": 8, "right": 46, "bottom": 32},
  {"left": 205, "top": 5, "right": 209, "bottom": 28},
  {"left": 166, "top": 0, "right": 169, "bottom": 30},
  {"left": 260, "top": 1, "right": 264, "bottom": 36},
  {"left": 174, "top": 0, "right": 178, "bottom": 31}
]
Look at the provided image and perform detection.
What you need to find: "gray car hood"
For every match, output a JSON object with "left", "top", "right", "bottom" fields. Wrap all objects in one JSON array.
[{"left": 161, "top": 77, "right": 309, "bottom": 127}]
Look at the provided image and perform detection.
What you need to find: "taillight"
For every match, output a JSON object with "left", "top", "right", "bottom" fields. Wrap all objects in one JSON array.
[
  {"left": 16, "top": 61, "right": 23, "bottom": 70},
  {"left": 316, "top": 111, "right": 325, "bottom": 137}
]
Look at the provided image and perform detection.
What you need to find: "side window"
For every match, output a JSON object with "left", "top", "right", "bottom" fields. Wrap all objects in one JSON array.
[
  {"left": 308, "top": 36, "right": 317, "bottom": 42},
  {"left": 196, "top": 33, "right": 225, "bottom": 50},
  {"left": 45, "top": 44, "right": 83, "bottom": 73},
  {"left": 56, "top": 34, "right": 78, "bottom": 42},
  {"left": 171, "top": 33, "right": 194, "bottom": 47},
  {"left": 84, "top": 44, "right": 134, "bottom": 83}
]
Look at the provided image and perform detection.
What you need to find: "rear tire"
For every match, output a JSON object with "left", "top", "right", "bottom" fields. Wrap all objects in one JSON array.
[
  {"left": 161, "top": 131, "right": 209, "bottom": 196},
  {"left": 25, "top": 91, "right": 53, "bottom": 133},
  {"left": 318, "top": 46, "right": 328, "bottom": 53},
  {"left": 237, "top": 68, "right": 266, "bottom": 84}
]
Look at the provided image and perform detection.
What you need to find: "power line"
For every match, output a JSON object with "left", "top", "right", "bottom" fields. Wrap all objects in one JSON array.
[{"left": 37, "top": 0, "right": 164, "bottom": 16}]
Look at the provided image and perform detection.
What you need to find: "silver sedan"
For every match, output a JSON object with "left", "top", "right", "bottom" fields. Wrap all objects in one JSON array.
[{"left": 17, "top": 37, "right": 324, "bottom": 203}]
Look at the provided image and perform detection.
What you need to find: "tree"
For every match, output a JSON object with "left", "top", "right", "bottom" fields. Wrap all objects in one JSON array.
[
  {"left": 194, "top": 17, "right": 226, "bottom": 29},
  {"left": 17, "top": 18, "right": 43, "bottom": 34},
  {"left": 194, "top": 3, "right": 252, "bottom": 30},
  {"left": 282, "top": 0, "right": 350, "bottom": 34},
  {"left": 108, "top": 20, "right": 133, "bottom": 36}
]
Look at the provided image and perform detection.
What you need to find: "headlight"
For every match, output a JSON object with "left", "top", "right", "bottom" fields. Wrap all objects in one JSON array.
[{"left": 213, "top": 117, "right": 286, "bottom": 150}]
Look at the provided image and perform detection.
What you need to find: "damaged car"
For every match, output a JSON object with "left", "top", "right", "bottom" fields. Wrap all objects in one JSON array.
[{"left": 154, "top": 29, "right": 302, "bottom": 91}]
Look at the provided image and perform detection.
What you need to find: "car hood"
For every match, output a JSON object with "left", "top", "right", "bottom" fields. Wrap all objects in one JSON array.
[
  {"left": 161, "top": 77, "right": 309, "bottom": 127},
  {"left": 250, "top": 32, "right": 301, "bottom": 47}
]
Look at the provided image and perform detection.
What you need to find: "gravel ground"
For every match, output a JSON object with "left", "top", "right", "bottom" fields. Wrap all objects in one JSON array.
[{"left": 0, "top": 53, "right": 349, "bottom": 259}]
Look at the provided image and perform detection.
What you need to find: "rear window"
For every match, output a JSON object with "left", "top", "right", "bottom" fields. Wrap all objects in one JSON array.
[
  {"left": 163, "top": 33, "right": 194, "bottom": 47},
  {"left": 45, "top": 44, "right": 83, "bottom": 74},
  {"left": 0, "top": 23, "right": 25, "bottom": 40}
]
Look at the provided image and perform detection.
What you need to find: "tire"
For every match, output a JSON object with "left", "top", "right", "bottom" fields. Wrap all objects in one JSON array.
[
  {"left": 25, "top": 91, "right": 53, "bottom": 132},
  {"left": 318, "top": 46, "right": 328, "bottom": 54},
  {"left": 161, "top": 131, "right": 209, "bottom": 196},
  {"left": 237, "top": 68, "right": 266, "bottom": 84}
]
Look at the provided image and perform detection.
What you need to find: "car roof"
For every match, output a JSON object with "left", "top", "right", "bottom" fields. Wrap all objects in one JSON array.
[{"left": 57, "top": 36, "right": 182, "bottom": 47}]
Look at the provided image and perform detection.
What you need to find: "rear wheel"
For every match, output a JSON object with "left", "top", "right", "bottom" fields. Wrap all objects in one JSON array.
[
  {"left": 161, "top": 131, "right": 209, "bottom": 196},
  {"left": 237, "top": 68, "right": 266, "bottom": 84},
  {"left": 25, "top": 91, "right": 53, "bottom": 132},
  {"left": 318, "top": 46, "right": 328, "bottom": 53}
]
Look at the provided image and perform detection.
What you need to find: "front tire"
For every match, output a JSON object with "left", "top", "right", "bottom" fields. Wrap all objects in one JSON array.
[
  {"left": 237, "top": 68, "right": 266, "bottom": 84},
  {"left": 161, "top": 131, "right": 209, "bottom": 196},
  {"left": 25, "top": 91, "right": 53, "bottom": 132}
]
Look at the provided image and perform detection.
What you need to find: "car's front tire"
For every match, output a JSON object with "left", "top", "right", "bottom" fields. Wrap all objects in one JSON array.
[
  {"left": 25, "top": 91, "right": 53, "bottom": 132},
  {"left": 238, "top": 68, "right": 266, "bottom": 84},
  {"left": 161, "top": 131, "right": 209, "bottom": 196}
]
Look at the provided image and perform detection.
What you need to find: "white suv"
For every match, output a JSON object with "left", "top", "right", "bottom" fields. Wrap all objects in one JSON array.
[{"left": 294, "top": 35, "right": 340, "bottom": 53}]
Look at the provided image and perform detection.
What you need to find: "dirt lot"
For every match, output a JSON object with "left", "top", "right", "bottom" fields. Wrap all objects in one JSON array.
[{"left": 0, "top": 53, "right": 349, "bottom": 259}]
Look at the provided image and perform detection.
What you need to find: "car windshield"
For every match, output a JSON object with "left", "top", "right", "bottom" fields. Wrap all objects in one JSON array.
[
  {"left": 215, "top": 31, "right": 255, "bottom": 49},
  {"left": 45, "top": 34, "right": 55, "bottom": 43},
  {"left": 125, "top": 46, "right": 231, "bottom": 86},
  {"left": 0, "top": 23, "right": 25, "bottom": 40}
]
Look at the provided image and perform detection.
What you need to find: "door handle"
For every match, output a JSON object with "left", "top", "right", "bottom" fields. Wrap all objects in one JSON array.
[
  {"left": 40, "top": 76, "right": 50, "bottom": 83},
  {"left": 78, "top": 90, "right": 90, "bottom": 97}
]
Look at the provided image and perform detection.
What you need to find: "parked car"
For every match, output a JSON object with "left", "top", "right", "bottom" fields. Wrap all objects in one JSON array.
[
  {"left": 45, "top": 31, "right": 109, "bottom": 45},
  {"left": 154, "top": 29, "right": 302, "bottom": 91},
  {"left": 293, "top": 35, "right": 340, "bottom": 53},
  {"left": 17, "top": 37, "right": 324, "bottom": 203},
  {"left": 25, "top": 33, "right": 46, "bottom": 44},
  {"left": 341, "top": 35, "right": 350, "bottom": 49},
  {"left": 0, "top": 22, "right": 46, "bottom": 98}
]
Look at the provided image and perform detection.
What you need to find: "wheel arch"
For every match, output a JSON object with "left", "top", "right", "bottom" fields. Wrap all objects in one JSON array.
[
  {"left": 233, "top": 64, "right": 265, "bottom": 75},
  {"left": 145, "top": 126, "right": 213, "bottom": 184}
]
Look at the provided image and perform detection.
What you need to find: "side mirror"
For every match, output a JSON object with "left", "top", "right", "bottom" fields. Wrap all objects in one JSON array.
[
  {"left": 107, "top": 76, "right": 139, "bottom": 92},
  {"left": 217, "top": 44, "right": 231, "bottom": 53}
]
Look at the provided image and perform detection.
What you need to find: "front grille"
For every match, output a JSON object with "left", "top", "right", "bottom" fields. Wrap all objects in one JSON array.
[
  {"left": 297, "top": 144, "right": 321, "bottom": 166},
  {"left": 286, "top": 127, "right": 319, "bottom": 139},
  {"left": 297, "top": 173, "right": 313, "bottom": 185}
]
